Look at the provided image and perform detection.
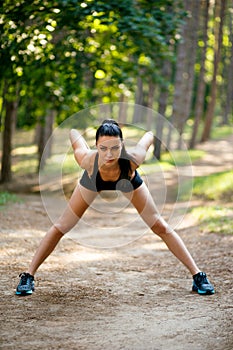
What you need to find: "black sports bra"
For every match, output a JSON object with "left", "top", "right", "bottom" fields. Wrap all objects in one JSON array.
[{"left": 79, "top": 154, "right": 143, "bottom": 192}]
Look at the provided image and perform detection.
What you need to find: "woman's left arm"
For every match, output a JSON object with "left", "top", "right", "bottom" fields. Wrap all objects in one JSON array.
[
  {"left": 69, "top": 129, "right": 96, "bottom": 169},
  {"left": 128, "top": 131, "right": 154, "bottom": 166}
]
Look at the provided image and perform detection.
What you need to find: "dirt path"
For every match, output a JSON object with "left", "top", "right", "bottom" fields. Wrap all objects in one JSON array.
[{"left": 0, "top": 136, "right": 233, "bottom": 350}]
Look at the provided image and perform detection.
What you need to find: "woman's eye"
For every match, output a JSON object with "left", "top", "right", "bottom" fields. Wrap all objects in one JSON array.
[
  {"left": 111, "top": 146, "right": 120, "bottom": 151},
  {"left": 99, "top": 145, "right": 120, "bottom": 152}
]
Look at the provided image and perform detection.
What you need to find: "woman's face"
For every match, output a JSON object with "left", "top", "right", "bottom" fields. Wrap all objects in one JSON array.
[{"left": 96, "top": 135, "right": 122, "bottom": 166}]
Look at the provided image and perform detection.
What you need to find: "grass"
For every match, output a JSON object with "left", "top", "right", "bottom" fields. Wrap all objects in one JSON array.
[
  {"left": 40, "top": 152, "right": 81, "bottom": 176},
  {"left": 139, "top": 160, "right": 174, "bottom": 175},
  {"left": 190, "top": 205, "right": 233, "bottom": 235},
  {"left": 161, "top": 149, "right": 205, "bottom": 166},
  {"left": 192, "top": 170, "right": 233, "bottom": 201},
  {"left": 183, "top": 120, "right": 233, "bottom": 143},
  {"left": 211, "top": 124, "right": 233, "bottom": 140},
  {"left": 0, "top": 191, "right": 20, "bottom": 206},
  {"left": 188, "top": 169, "right": 233, "bottom": 235}
]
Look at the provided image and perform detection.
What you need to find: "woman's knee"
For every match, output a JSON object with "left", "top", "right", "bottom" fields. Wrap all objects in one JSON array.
[
  {"left": 45, "top": 225, "right": 65, "bottom": 242},
  {"left": 54, "top": 219, "right": 79, "bottom": 235},
  {"left": 150, "top": 216, "right": 171, "bottom": 237},
  {"left": 54, "top": 207, "right": 82, "bottom": 234}
]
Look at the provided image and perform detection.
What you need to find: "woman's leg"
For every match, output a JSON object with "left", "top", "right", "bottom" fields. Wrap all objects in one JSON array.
[
  {"left": 125, "top": 183, "right": 200, "bottom": 276},
  {"left": 28, "top": 184, "right": 97, "bottom": 276}
]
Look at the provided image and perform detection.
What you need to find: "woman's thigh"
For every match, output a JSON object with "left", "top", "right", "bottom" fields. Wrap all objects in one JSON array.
[
  {"left": 55, "top": 184, "right": 97, "bottom": 233},
  {"left": 124, "top": 183, "right": 163, "bottom": 229}
]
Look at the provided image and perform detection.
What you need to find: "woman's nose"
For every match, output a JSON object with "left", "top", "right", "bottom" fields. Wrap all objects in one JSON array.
[{"left": 106, "top": 148, "right": 112, "bottom": 156}]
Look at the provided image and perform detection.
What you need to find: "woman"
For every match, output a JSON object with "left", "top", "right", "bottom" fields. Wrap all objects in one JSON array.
[{"left": 16, "top": 119, "right": 215, "bottom": 295}]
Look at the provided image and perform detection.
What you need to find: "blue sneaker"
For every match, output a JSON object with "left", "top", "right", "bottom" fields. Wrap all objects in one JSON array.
[
  {"left": 192, "top": 272, "right": 215, "bottom": 295},
  {"left": 16, "top": 272, "right": 35, "bottom": 296}
]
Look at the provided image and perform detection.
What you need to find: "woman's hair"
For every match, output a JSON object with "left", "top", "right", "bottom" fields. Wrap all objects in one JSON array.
[
  {"left": 96, "top": 119, "right": 132, "bottom": 179},
  {"left": 95, "top": 119, "right": 123, "bottom": 142}
]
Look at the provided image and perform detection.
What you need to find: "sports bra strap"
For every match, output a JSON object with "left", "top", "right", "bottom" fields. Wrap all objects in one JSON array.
[{"left": 91, "top": 153, "right": 99, "bottom": 179}]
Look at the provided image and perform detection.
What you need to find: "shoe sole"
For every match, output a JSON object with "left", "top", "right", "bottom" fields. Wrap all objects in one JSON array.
[
  {"left": 192, "top": 286, "right": 215, "bottom": 295},
  {"left": 15, "top": 289, "right": 34, "bottom": 296}
]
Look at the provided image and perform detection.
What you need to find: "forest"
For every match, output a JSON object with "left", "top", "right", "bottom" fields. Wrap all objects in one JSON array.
[
  {"left": 1, "top": 2, "right": 233, "bottom": 348},
  {"left": 0, "top": 0, "right": 232, "bottom": 183}
]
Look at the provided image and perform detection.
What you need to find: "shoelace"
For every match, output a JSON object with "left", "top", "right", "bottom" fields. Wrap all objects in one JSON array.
[
  {"left": 19, "top": 273, "right": 30, "bottom": 285},
  {"left": 196, "top": 273, "right": 208, "bottom": 284}
]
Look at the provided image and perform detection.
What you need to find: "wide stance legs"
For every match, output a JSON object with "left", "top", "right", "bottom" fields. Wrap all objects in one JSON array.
[
  {"left": 125, "top": 183, "right": 200, "bottom": 276},
  {"left": 16, "top": 183, "right": 215, "bottom": 295},
  {"left": 28, "top": 184, "right": 97, "bottom": 276}
]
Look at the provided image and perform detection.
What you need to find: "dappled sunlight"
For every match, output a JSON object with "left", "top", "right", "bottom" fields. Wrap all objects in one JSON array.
[
  {"left": 12, "top": 145, "right": 37, "bottom": 156},
  {"left": 12, "top": 159, "right": 38, "bottom": 174},
  {"left": 0, "top": 229, "right": 44, "bottom": 260},
  {"left": 137, "top": 240, "right": 168, "bottom": 252},
  {"left": 51, "top": 239, "right": 169, "bottom": 266},
  {"left": 57, "top": 247, "right": 119, "bottom": 264}
]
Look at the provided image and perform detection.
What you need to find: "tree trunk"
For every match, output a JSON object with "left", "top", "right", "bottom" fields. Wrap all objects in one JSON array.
[
  {"left": 0, "top": 81, "right": 7, "bottom": 129},
  {"left": 222, "top": 9, "right": 233, "bottom": 125},
  {"left": 0, "top": 99, "right": 18, "bottom": 183},
  {"left": 146, "top": 80, "right": 156, "bottom": 130},
  {"left": 37, "top": 110, "right": 55, "bottom": 171},
  {"left": 133, "top": 76, "right": 144, "bottom": 123},
  {"left": 189, "top": 0, "right": 210, "bottom": 149},
  {"left": 118, "top": 94, "right": 128, "bottom": 124},
  {"left": 201, "top": 0, "right": 226, "bottom": 142},
  {"left": 154, "top": 60, "right": 171, "bottom": 159},
  {"left": 172, "top": 0, "right": 200, "bottom": 148}
]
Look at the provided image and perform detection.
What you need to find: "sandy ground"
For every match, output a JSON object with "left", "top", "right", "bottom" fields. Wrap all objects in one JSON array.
[{"left": 0, "top": 135, "right": 233, "bottom": 350}]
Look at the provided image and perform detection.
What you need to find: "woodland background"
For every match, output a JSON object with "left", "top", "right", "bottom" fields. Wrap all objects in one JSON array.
[
  {"left": 0, "top": 4, "right": 233, "bottom": 348},
  {"left": 0, "top": 0, "right": 232, "bottom": 183}
]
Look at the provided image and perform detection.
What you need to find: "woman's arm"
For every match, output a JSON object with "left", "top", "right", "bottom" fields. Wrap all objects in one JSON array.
[
  {"left": 128, "top": 131, "right": 154, "bottom": 167},
  {"left": 69, "top": 129, "right": 96, "bottom": 169}
]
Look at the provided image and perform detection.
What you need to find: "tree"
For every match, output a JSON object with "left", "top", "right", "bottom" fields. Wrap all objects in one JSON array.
[
  {"left": 36, "top": 110, "right": 56, "bottom": 171},
  {"left": 1, "top": 0, "right": 187, "bottom": 183},
  {"left": 201, "top": 0, "right": 227, "bottom": 142},
  {"left": 1, "top": 91, "right": 18, "bottom": 183},
  {"left": 154, "top": 59, "right": 172, "bottom": 159},
  {"left": 171, "top": 0, "right": 200, "bottom": 149},
  {"left": 0, "top": 1, "right": 61, "bottom": 182},
  {"left": 189, "top": 0, "right": 210, "bottom": 149},
  {"left": 221, "top": 7, "right": 233, "bottom": 125}
]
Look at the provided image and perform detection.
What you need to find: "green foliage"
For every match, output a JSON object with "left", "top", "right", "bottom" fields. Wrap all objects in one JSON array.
[
  {"left": 1, "top": 0, "right": 184, "bottom": 128},
  {"left": 211, "top": 124, "right": 233, "bottom": 140},
  {"left": 192, "top": 170, "right": 233, "bottom": 201},
  {"left": 190, "top": 205, "right": 233, "bottom": 235},
  {"left": 138, "top": 160, "right": 174, "bottom": 176},
  {"left": 0, "top": 191, "right": 19, "bottom": 206},
  {"left": 161, "top": 149, "right": 205, "bottom": 166}
]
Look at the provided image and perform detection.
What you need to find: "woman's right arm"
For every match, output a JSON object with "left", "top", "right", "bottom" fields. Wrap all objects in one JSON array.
[
  {"left": 69, "top": 129, "right": 96, "bottom": 169},
  {"left": 128, "top": 131, "right": 154, "bottom": 167}
]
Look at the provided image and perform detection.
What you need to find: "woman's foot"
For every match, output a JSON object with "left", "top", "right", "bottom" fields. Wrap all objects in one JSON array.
[
  {"left": 192, "top": 272, "right": 215, "bottom": 295},
  {"left": 15, "top": 272, "right": 35, "bottom": 296}
]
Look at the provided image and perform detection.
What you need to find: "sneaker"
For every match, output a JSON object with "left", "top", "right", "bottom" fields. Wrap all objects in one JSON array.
[
  {"left": 192, "top": 272, "right": 215, "bottom": 295},
  {"left": 15, "top": 272, "right": 35, "bottom": 296}
]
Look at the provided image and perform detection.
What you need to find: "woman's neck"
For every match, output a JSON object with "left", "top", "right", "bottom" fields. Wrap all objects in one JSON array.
[
  {"left": 98, "top": 161, "right": 120, "bottom": 181},
  {"left": 100, "top": 162, "right": 119, "bottom": 170}
]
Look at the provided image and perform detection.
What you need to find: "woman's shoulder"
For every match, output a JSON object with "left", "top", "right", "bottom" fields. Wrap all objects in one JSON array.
[{"left": 129, "top": 159, "right": 139, "bottom": 172}]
